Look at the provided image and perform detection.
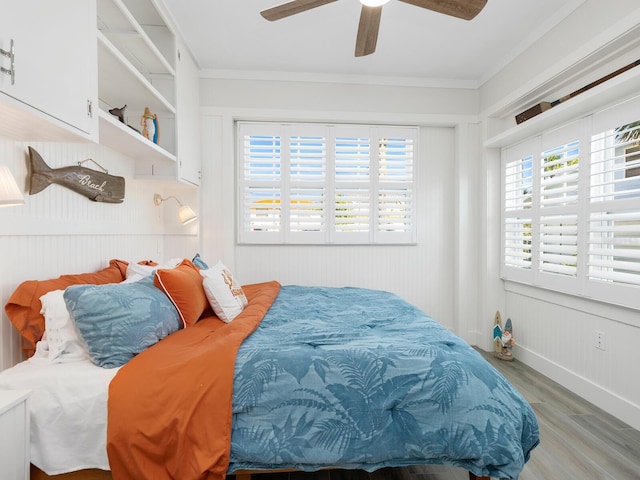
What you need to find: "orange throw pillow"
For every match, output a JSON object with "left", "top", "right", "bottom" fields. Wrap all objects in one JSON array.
[
  {"left": 4, "top": 259, "right": 128, "bottom": 356},
  {"left": 154, "top": 259, "right": 208, "bottom": 328}
]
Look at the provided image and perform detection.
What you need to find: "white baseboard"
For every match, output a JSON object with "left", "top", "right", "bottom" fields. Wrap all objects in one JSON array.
[{"left": 517, "top": 346, "right": 640, "bottom": 432}]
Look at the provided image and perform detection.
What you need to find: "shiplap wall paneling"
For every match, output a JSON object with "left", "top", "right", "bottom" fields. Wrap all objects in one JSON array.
[
  {"left": 1, "top": 141, "right": 171, "bottom": 236},
  {"left": 0, "top": 135, "right": 183, "bottom": 370},
  {"left": 0, "top": 233, "right": 168, "bottom": 370},
  {"left": 506, "top": 288, "right": 640, "bottom": 431}
]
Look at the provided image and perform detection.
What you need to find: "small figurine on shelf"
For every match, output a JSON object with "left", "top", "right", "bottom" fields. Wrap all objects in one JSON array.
[
  {"left": 108, "top": 104, "right": 141, "bottom": 134},
  {"left": 140, "top": 107, "right": 158, "bottom": 143},
  {"left": 153, "top": 113, "right": 159, "bottom": 144},
  {"left": 108, "top": 104, "right": 127, "bottom": 123}
]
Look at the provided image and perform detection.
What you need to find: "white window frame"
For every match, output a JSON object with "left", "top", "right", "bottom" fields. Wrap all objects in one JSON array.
[
  {"left": 237, "top": 121, "right": 418, "bottom": 245},
  {"left": 501, "top": 95, "right": 640, "bottom": 310}
]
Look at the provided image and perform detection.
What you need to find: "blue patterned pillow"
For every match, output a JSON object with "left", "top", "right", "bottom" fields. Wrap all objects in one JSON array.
[
  {"left": 191, "top": 253, "right": 209, "bottom": 269},
  {"left": 63, "top": 276, "right": 181, "bottom": 368}
]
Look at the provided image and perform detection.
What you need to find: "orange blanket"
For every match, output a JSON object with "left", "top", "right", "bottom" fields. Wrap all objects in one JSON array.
[{"left": 107, "top": 281, "right": 281, "bottom": 480}]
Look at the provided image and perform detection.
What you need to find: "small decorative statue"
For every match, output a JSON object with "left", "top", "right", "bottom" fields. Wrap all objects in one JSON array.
[
  {"left": 108, "top": 104, "right": 127, "bottom": 123},
  {"left": 108, "top": 104, "right": 141, "bottom": 134},
  {"left": 140, "top": 107, "right": 157, "bottom": 143},
  {"left": 493, "top": 315, "right": 515, "bottom": 361},
  {"left": 501, "top": 328, "right": 515, "bottom": 357}
]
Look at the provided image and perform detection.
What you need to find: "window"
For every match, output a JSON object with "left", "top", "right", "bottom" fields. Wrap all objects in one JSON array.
[
  {"left": 238, "top": 122, "right": 418, "bottom": 244},
  {"left": 588, "top": 120, "right": 640, "bottom": 289},
  {"left": 502, "top": 96, "right": 640, "bottom": 309}
]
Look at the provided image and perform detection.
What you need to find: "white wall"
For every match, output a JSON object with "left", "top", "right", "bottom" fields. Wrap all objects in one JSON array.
[
  {"left": 478, "top": 0, "right": 640, "bottom": 430},
  {"left": 201, "top": 78, "right": 478, "bottom": 117},
  {"left": 0, "top": 137, "right": 198, "bottom": 370},
  {"left": 198, "top": 78, "right": 483, "bottom": 342}
]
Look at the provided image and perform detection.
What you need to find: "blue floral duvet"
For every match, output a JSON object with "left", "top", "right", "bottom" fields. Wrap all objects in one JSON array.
[{"left": 228, "top": 286, "right": 539, "bottom": 479}]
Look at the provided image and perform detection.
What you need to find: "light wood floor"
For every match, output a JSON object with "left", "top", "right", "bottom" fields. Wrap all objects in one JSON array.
[{"left": 229, "top": 349, "right": 640, "bottom": 480}]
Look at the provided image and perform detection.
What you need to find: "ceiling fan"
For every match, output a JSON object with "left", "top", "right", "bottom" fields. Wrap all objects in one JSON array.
[{"left": 260, "top": 0, "right": 487, "bottom": 57}]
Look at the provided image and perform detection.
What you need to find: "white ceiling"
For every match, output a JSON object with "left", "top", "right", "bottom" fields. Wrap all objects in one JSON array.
[{"left": 161, "top": 0, "right": 586, "bottom": 87}]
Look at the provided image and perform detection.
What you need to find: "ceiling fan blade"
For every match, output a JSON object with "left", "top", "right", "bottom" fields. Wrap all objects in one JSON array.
[
  {"left": 355, "top": 6, "right": 382, "bottom": 57},
  {"left": 260, "top": 0, "right": 337, "bottom": 21},
  {"left": 398, "top": 0, "right": 487, "bottom": 20}
]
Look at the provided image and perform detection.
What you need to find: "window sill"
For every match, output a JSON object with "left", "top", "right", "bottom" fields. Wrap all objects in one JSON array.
[{"left": 503, "top": 279, "right": 640, "bottom": 328}]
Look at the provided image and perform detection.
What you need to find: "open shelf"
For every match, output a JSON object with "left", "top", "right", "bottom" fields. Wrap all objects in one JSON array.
[
  {"left": 96, "top": 0, "right": 176, "bottom": 162},
  {"left": 97, "top": 32, "right": 175, "bottom": 115},
  {"left": 97, "top": 0, "right": 175, "bottom": 79},
  {"left": 98, "top": 108, "right": 175, "bottom": 166},
  {"left": 485, "top": 65, "right": 640, "bottom": 148}
]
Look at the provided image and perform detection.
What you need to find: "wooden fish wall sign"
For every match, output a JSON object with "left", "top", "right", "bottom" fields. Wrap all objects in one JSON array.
[{"left": 28, "top": 147, "right": 125, "bottom": 203}]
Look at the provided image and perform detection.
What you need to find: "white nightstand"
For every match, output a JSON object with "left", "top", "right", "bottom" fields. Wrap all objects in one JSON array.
[{"left": 0, "top": 390, "right": 31, "bottom": 480}]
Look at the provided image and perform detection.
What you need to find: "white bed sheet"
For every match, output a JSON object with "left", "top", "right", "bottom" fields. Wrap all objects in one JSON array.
[{"left": 0, "top": 357, "right": 118, "bottom": 475}]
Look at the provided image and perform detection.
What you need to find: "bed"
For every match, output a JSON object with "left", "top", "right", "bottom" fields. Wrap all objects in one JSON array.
[{"left": 0, "top": 259, "right": 539, "bottom": 480}]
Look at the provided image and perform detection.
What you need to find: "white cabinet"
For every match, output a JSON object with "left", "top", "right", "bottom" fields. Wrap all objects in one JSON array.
[
  {"left": 0, "top": 390, "right": 30, "bottom": 480},
  {"left": 0, "top": 0, "right": 97, "bottom": 137}
]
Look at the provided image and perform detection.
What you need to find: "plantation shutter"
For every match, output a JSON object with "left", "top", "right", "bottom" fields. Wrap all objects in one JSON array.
[
  {"left": 376, "top": 130, "right": 415, "bottom": 243},
  {"left": 502, "top": 95, "right": 640, "bottom": 309},
  {"left": 238, "top": 123, "right": 283, "bottom": 243},
  {"left": 288, "top": 126, "right": 327, "bottom": 243},
  {"left": 538, "top": 139, "right": 580, "bottom": 278},
  {"left": 238, "top": 122, "right": 417, "bottom": 245},
  {"left": 588, "top": 101, "right": 640, "bottom": 291},
  {"left": 503, "top": 140, "right": 535, "bottom": 282},
  {"left": 333, "top": 128, "right": 371, "bottom": 243}
]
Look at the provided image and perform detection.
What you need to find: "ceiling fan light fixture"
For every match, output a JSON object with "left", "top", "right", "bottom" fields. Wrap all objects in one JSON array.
[
  {"left": 360, "top": 0, "right": 390, "bottom": 7},
  {"left": 261, "top": 0, "right": 487, "bottom": 57}
]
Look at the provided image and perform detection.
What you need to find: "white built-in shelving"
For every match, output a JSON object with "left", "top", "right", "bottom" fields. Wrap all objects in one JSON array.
[
  {"left": 96, "top": 0, "right": 201, "bottom": 186},
  {"left": 96, "top": 0, "right": 177, "bottom": 166},
  {"left": 0, "top": 0, "right": 199, "bottom": 182}
]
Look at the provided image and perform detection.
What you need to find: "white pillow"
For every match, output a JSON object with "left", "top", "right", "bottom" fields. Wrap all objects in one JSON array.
[
  {"left": 124, "top": 257, "right": 182, "bottom": 283},
  {"left": 40, "top": 290, "right": 89, "bottom": 362},
  {"left": 200, "top": 262, "right": 248, "bottom": 323}
]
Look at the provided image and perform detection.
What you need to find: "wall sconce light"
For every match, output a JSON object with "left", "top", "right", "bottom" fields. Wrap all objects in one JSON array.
[
  {"left": 0, "top": 165, "right": 25, "bottom": 207},
  {"left": 153, "top": 193, "right": 198, "bottom": 225}
]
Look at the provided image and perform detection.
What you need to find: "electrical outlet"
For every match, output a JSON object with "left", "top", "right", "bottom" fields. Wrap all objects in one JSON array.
[{"left": 595, "top": 330, "right": 606, "bottom": 351}]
